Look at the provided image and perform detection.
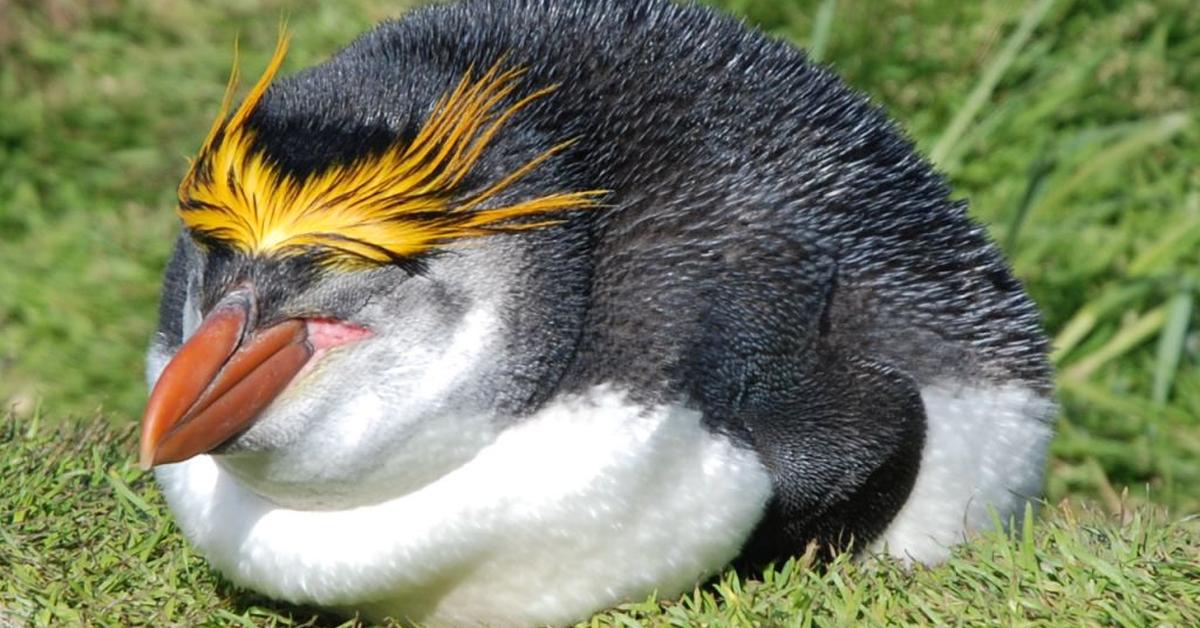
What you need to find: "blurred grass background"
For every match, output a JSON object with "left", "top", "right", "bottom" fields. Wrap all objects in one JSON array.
[{"left": 0, "top": 0, "right": 1197, "bottom": 522}]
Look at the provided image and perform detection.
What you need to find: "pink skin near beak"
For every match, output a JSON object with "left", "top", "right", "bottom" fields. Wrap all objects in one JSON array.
[{"left": 139, "top": 293, "right": 369, "bottom": 470}]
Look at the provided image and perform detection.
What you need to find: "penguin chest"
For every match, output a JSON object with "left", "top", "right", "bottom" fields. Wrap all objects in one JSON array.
[
  {"left": 154, "top": 386, "right": 773, "bottom": 626},
  {"left": 870, "top": 382, "right": 1055, "bottom": 563}
]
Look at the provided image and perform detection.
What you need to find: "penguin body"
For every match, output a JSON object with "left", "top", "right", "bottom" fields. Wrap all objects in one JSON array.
[{"left": 143, "top": 0, "right": 1054, "bottom": 625}]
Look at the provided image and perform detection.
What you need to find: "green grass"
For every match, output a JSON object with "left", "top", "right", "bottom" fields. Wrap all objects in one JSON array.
[
  {"left": 4, "top": 416, "right": 1198, "bottom": 626},
  {"left": 1, "top": 0, "right": 1198, "bottom": 624}
]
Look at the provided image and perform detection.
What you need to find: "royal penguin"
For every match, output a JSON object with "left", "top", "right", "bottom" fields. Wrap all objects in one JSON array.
[{"left": 139, "top": 0, "right": 1056, "bottom": 625}]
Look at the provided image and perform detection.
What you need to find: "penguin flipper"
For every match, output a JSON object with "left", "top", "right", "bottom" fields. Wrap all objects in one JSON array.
[{"left": 735, "top": 343, "right": 926, "bottom": 567}]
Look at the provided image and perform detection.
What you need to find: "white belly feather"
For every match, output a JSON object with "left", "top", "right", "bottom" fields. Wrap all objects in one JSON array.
[
  {"left": 156, "top": 387, "right": 774, "bottom": 627},
  {"left": 156, "top": 381, "right": 1052, "bottom": 625},
  {"left": 871, "top": 382, "right": 1055, "bottom": 563}
]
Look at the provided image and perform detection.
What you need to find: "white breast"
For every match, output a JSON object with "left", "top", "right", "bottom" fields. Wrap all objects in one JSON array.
[
  {"left": 155, "top": 386, "right": 774, "bottom": 627},
  {"left": 870, "top": 382, "right": 1055, "bottom": 563}
]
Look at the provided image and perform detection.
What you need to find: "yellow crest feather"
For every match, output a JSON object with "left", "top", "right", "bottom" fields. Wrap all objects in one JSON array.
[{"left": 178, "top": 31, "right": 604, "bottom": 268}]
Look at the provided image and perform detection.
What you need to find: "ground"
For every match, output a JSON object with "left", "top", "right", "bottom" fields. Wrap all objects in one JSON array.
[{"left": 0, "top": 0, "right": 1197, "bottom": 625}]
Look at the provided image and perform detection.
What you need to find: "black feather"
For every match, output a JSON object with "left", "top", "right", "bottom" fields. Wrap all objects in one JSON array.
[{"left": 162, "top": 0, "right": 1053, "bottom": 564}]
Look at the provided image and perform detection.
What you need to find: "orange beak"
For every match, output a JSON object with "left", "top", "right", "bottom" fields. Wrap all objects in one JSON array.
[{"left": 139, "top": 291, "right": 313, "bottom": 469}]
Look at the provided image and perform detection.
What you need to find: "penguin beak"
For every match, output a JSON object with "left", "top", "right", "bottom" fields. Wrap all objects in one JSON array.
[{"left": 138, "top": 289, "right": 313, "bottom": 469}]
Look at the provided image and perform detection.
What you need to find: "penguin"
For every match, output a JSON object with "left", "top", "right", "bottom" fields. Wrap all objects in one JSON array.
[{"left": 139, "top": 0, "right": 1055, "bottom": 625}]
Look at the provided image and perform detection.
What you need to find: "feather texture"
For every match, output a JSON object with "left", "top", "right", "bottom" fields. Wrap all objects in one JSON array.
[{"left": 177, "top": 31, "right": 603, "bottom": 268}]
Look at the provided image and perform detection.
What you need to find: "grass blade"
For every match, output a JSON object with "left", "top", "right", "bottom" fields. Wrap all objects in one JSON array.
[
  {"left": 1052, "top": 282, "right": 1154, "bottom": 363},
  {"left": 929, "top": 0, "right": 1057, "bottom": 165},
  {"left": 808, "top": 0, "right": 837, "bottom": 62},
  {"left": 1127, "top": 191, "right": 1200, "bottom": 277},
  {"left": 1061, "top": 305, "right": 1166, "bottom": 383},
  {"left": 1029, "top": 112, "right": 1190, "bottom": 221},
  {"left": 1003, "top": 143, "right": 1054, "bottom": 251},
  {"left": 1152, "top": 287, "right": 1193, "bottom": 404}
]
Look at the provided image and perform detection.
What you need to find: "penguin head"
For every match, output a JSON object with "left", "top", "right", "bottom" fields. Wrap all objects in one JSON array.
[{"left": 140, "top": 34, "right": 600, "bottom": 508}]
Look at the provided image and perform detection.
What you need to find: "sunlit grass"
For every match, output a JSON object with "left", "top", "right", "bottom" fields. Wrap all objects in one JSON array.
[
  {"left": 1, "top": 0, "right": 1197, "bottom": 624},
  {"left": 2, "top": 415, "right": 1197, "bottom": 625}
]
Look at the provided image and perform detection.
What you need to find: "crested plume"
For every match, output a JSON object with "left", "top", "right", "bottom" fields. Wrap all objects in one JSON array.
[{"left": 177, "top": 30, "right": 604, "bottom": 268}]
